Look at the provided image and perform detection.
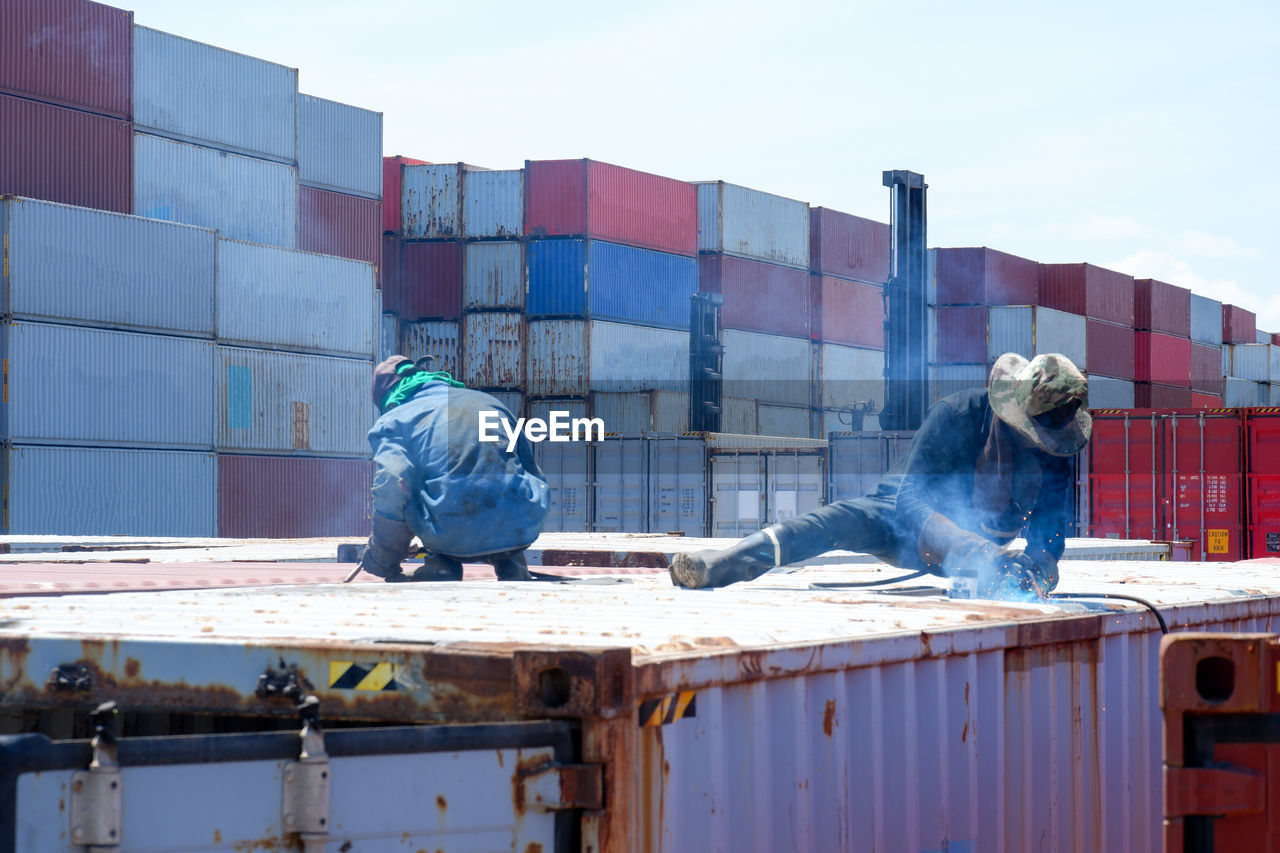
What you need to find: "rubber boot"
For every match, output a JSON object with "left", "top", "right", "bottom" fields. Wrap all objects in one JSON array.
[
  {"left": 406, "top": 553, "right": 464, "bottom": 582},
  {"left": 669, "top": 529, "right": 782, "bottom": 590},
  {"left": 489, "top": 549, "right": 532, "bottom": 582}
]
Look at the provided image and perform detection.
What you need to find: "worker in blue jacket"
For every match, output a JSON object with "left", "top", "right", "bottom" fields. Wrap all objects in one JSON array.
[{"left": 357, "top": 355, "right": 550, "bottom": 582}]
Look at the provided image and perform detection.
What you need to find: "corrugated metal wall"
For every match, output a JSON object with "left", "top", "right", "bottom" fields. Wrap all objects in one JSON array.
[
  {"left": 400, "top": 320, "right": 460, "bottom": 377},
  {"left": 722, "top": 330, "right": 811, "bottom": 406},
  {"left": 462, "top": 311, "right": 523, "bottom": 389},
  {"left": 217, "top": 454, "right": 371, "bottom": 537},
  {"left": 297, "top": 93, "right": 381, "bottom": 198},
  {"left": 697, "top": 181, "right": 810, "bottom": 268},
  {"left": 401, "top": 163, "right": 462, "bottom": 239},
  {"left": 462, "top": 169, "right": 522, "bottom": 239},
  {"left": 463, "top": 241, "right": 523, "bottom": 311}
]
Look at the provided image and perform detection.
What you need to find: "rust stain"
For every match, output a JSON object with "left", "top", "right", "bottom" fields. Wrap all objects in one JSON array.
[
  {"left": 232, "top": 837, "right": 285, "bottom": 851},
  {"left": 962, "top": 681, "right": 971, "bottom": 742},
  {"left": 124, "top": 658, "right": 140, "bottom": 678},
  {"left": 213, "top": 829, "right": 222, "bottom": 843},
  {"left": 641, "top": 724, "right": 666, "bottom": 853},
  {"left": 822, "top": 699, "right": 837, "bottom": 736},
  {"left": 524, "top": 845, "right": 544, "bottom": 853},
  {"left": 58, "top": 798, "right": 64, "bottom": 813},
  {"left": 512, "top": 752, "right": 551, "bottom": 817},
  {"left": 436, "top": 794, "right": 447, "bottom": 811}
]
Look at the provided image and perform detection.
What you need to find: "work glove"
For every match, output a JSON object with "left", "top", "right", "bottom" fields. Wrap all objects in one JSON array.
[
  {"left": 918, "top": 513, "right": 1011, "bottom": 576},
  {"left": 358, "top": 514, "right": 416, "bottom": 581}
]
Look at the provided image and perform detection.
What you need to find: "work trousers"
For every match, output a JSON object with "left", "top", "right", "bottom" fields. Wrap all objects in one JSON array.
[{"left": 770, "top": 486, "right": 928, "bottom": 572}]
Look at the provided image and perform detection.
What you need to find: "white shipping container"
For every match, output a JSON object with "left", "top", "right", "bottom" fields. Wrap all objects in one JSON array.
[
  {"left": 400, "top": 321, "right": 460, "bottom": 378},
  {"left": 722, "top": 329, "right": 811, "bottom": 406},
  {"left": 930, "top": 363, "right": 988, "bottom": 404},
  {"left": 1225, "top": 343, "right": 1279, "bottom": 381},
  {"left": 756, "top": 404, "right": 812, "bottom": 438},
  {"left": 463, "top": 242, "right": 524, "bottom": 311},
  {"left": 1223, "top": 376, "right": 1265, "bottom": 407},
  {"left": 297, "top": 94, "right": 382, "bottom": 198},
  {"left": 462, "top": 169, "right": 523, "bottom": 239},
  {"left": 1087, "top": 375, "right": 1136, "bottom": 409},
  {"left": 5, "top": 445, "right": 216, "bottom": 535},
  {"left": 134, "top": 133, "right": 298, "bottom": 249},
  {"left": 215, "top": 347, "right": 374, "bottom": 456},
  {"left": 1258, "top": 329, "right": 1274, "bottom": 344},
  {"left": 484, "top": 390, "right": 524, "bottom": 418},
  {"left": 1, "top": 196, "right": 215, "bottom": 336},
  {"left": 818, "top": 343, "right": 885, "bottom": 410},
  {"left": 652, "top": 390, "right": 689, "bottom": 433},
  {"left": 133, "top": 26, "right": 298, "bottom": 162},
  {"left": 402, "top": 163, "right": 488, "bottom": 239},
  {"left": 527, "top": 398, "right": 588, "bottom": 424},
  {"left": 720, "top": 396, "right": 758, "bottom": 434},
  {"left": 4, "top": 321, "right": 214, "bottom": 448},
  {"left": 1190, "top": 293, "right": 1223, "bottom": 345},
  {"left": 696, "top": 181, "right": 810, "bottom": 268},
  {"left": 215, "top": 239, "right": 375, "bottom": 357},
  {"left": 378, "top": 313, "right": 398, "bottom": 363},
  {"left": 987, "top": 305, "right": 1088, "bottom": 367},
  {"left": 526, "top": 320, "right": 689, "bottom": 397},
  {"left": 462, "top": 312, "right": 523, "bottom": 389},
  {"left": 591, "top": 391, "right": 690, "bottom": 434}
]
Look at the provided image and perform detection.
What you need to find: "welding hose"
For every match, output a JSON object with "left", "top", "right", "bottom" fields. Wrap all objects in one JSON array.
[
  {"left": 1047, "top": 592, "right": 1169, "bottom": 634},
  {"left": 809, "top": 569, "right": 932, "bottom": 589}
]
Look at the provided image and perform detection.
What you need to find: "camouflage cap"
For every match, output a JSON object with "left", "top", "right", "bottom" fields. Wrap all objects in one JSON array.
[
  {"left": 372, "top": 355, "right": 414, "bottom": 409},
  {"left": 988, "top": 353, "right": 1092, "bottom": 456}
]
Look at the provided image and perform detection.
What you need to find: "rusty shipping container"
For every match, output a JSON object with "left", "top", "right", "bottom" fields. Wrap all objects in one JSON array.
[
  {"left": 936, "top": 305, "right": 988, "bottom": 364},
  {"left": 0, "top": 0, "right": 132, "bottom": 117},
  {"left": 216, "top": 453, "right": 371, "bottom": 537},
  {"left": 526, "top": 320, "right": 689, "bottom": 397},
  {"left": 808, "top": 207, "right": 889, "bottom": 283},
  {"left": 1133, "top": 382, "right": 1193, "bottom": 409},
  {"left": 1133, "top": 278, "right": 1190, "bottom": 337},
  {"left": 5, "top": 560, "right": 1280, "bottom": 850},
  {"left": 399, "top": 320, "right": 460, "bottom": 377},
  {"left": 461, "top": 311, "right": 523, "bottom": 389},
  {"left": 400, "top": 162, "right": 486, "bottom": 240},
  {"left": 1040, "top": 262, "right": 1135, "bottom": 326},
  {"left": 463, "top": 241, "right": 523, "bottom": 310},
  {"left": 298, "top": 186, "right": 380, "bottom": 270},
  {"left": 381, "top": 154, "right": 429, "bottom": 234},
  {"left": 0, "top": 92, "right": 132, "bottom": 213},
  {"left": 698, "top": 254, "right": 809, "bottom": 339},
  {"left": 935, "top": 246, "right": 1039, "bottom": 306},
  {"left": 1191, "top": 342, "right": 1224, "bottom": 396}
]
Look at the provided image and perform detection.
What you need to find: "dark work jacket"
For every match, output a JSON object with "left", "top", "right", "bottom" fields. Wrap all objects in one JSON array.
[
  {"left": 368, "top": 382, "right": 550, "bottom": 558},
  {"left": 880, "top": 388, "right": 1072, "bottom": 566}
]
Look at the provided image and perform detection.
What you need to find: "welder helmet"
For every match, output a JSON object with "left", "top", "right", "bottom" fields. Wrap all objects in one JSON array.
[
  {"left": 988, "top": 352, "right": 1092, "bottom": 457},
  {"left": 372, "top": 355, "right": 416, "bottom": 408}
]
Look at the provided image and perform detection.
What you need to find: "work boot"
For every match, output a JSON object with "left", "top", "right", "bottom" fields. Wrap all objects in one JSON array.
[
  {"left": 489, "top": 549, "right": 532, "bottom": 582},
  {"left": 669, "top": 530, "right": 782, "bottom": 590},
  {"left": 406, "top": 553, "right": 464, "bottom": 582}
]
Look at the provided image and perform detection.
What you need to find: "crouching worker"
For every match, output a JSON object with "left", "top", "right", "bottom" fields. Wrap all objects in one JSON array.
[
  {"left": 670, "top": 353, "right": 1091, "bottom": 597},
  {"left": 357, "top": 356, "right": 550, "bottom": 582}
]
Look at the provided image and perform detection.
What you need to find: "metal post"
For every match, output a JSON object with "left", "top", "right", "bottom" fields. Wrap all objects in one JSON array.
[
  {"left": 880, "top": 170, "right": 928, "bottom": 432},
  {"left": 1199, "top": 413, "right": 1207, "bottom": 562}
]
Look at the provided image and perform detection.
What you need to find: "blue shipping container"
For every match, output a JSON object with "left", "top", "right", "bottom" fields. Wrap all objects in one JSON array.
[{"left": 527, "top": 239, "right": 696, "bottom": 329}]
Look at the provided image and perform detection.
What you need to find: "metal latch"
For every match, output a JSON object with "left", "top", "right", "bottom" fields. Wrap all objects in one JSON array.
[
  {"left": 519, "top": 762, "right": 604, "bottom": 812},
  {"left": 256, "top": 661, "right": 310, "bottom": 701},
  {"left": 69, "top": 702, "right": 122, "bottom": 850},
  {"left": 1165, "top": 765, "right": 1266, "bottom": 817},
  {"left": 282, "top": 696, "right": 330, "bottom": 852},
  {"left": 48, "top": 663, "right": 93, "bottom": 692}
]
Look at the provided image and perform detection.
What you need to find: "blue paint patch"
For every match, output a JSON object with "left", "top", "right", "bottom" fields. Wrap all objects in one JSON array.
[
  {"left": 921, "top": 843, "right": 974, "bottom": 853},
  {"left": 227, "top": 365, "right": 252, "bottom": 430},
  {"left": 141, "top": 205, "right": 173, "bottom": 221}
]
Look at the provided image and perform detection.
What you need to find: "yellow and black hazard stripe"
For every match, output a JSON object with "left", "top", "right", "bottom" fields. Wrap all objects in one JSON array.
[
  {"left": 638, "top": 691, "right": 696, "bottom": 727},
  {"left": 329, "top": 661, "right": 403, "bottom": 691}
]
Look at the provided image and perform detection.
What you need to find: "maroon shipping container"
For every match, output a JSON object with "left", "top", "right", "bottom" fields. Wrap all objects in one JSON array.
[
  {"left": 1191, "top": 392, "right": 1222, "bottom": 408},
  {"left": 524, "top": 159, "right": 697, "bottom": 256},
  {"left": 810, "top": 275, "right": 884, "bottom": 348},
  {"left": 381, "top": 235, "right": 401, "bottom": 311},
  {"left": 0, "top": 0, "right": 131, "bottom": 118},
  {"left": 1134, "top": 383, "right": 1192, "bottom": 409},
  {"left": 936, "top": 305, "right": 987, "bottom": 363},
  {"left": 1086, "top": 319, "right": 1136, "bottom": 380},
  {"left": 935, "top": 247, "right": 1038, "bottom": 306},
  {"left": 1134, "top": 331, "right": 1192, "bottom": 387},
  {"left": 0, "top": 93, "right": 131, "bottom": 213},
  {"left": 300, "top": 186, "right": 381, "bottom": 272},
  {"left": 382, "top": 154, "right": 429, "bottom": 234},
  {"left": 808, "top": 207, "right": 889, "bottom": 283},
  {"left": 217, "top": 454, "right": 371, "bottom": 538},
  {"left": 1222, "top": 304, "right": 1257, "bottom": 344},
  {"left": 699, "top": 255, "right": 808, "bottom": 338},
  {"left": 1133, "top": 278, "right": 1190, "bottom": 337},
  {"left": 400, "top": 241, "right": 462, "bottom": 320},
  {"left": 1191, "top": 342, "right": 1224, "bottom": 396},
  {"left": 1040, "top": 263, "right": 1135, "bottom": 326},
  {"left": 1272, "top": 333, "right": 1280, "bottom": 347}
]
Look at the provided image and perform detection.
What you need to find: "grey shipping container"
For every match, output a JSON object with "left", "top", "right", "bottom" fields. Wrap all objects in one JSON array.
[
  {"left": 930, "top": 363, "right": 987, "bottom": 404},
  {"left": 526, "top": 320, "right": 689, "bottom": 397},
  {"left": 648, "top": 434, "right": 707, "bottom": 534},
  {"left": 401, "top": 162, "right": 488, "bottom": 239},
  {"left": 378, "top": 313, "right": 398, "bottom": 363},
  {"left": 1223, "top": 376, "right": 1265, "bottom": 407},
  {"left": 3, "top": 444, "right": 216, "bottom": 535},
  {"left": 1087, "top": 375, "right": 1137, "bottom": 409},
  {"left": 591, "top": 391, "right": 689, "bottom": 434},
  {"left": 756, "top": 404, "right": 813, "bottom": 438},
  {"left": 533, "top": 438, "right": 590, "bottom": 532},
  {"left": 709, "top": 447, "right": 824, "bottom": 536},
  {"left": 464, "top": 241, "right": 524, "bottom": 310},
  {"left": 1190, "top": 293, "right": 1223, "bottom": 345},
  {"left": 526, "top": 398, "right": 589, "bottom": 425},
  {"left": 827, "top": 430, "right": 916, "bottom": 503},
  {"left": 593, "top": 436, "right": 648, "bottom": 531},
  {"left": 986, "top": 305, "right": 1088, "bottom": 367},
  {"left": 696, "top": 181, "right": 810, "bottom": 268},
  {"left": 400, "top": 320, "right": 460, "bottom": 377},
  {"left": 720, "top": 396, "right": 759, "bottom": 434},
  {"left": 485, "top": 390, "right": 524, "bottom": 419},
  {"left": 297, "top": 93, "right": 382, "bottom": 198},
  {"left": 817, "top": 343, "right": 885, "bottom": 411},
  {"left": 1, "top": 195, "right": 216, "bottom": 336},
  {"left": 821, "top": 409, "right": 882, "bottom": 435},
  {"left": 134, "top": 132, "right": 299, "bottom": 249},
  {"left": 721, "top": 329, "right": 811, "bottom": 407},
  {"left": 462, "top": 311, "right": 523, "bottom": 388},
  {"left": 463, "top": 169, "right": 523, "bottom": 239},
  {"left": 215, "top": 347, "right": 374, "bottom": 456},
  {"left": 133, "top": 26, "right": 298, "bottom": 163},
  {"left": 1225, "top": 343, "right": 1280, "bottom": 381},
  {"left": 4, "top": 321, "right": 214, "bottom": 448},
  {"left": 1258, "top": 328, "right": 1274, "bottom": 345},
  {"left": 215, "top": 238, "right": 375, "bottom": 357}
]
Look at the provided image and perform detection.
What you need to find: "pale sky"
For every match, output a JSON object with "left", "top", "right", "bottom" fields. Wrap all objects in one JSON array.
[{"left": 125, "top": 0, "right": 1280, "bottom": 330}]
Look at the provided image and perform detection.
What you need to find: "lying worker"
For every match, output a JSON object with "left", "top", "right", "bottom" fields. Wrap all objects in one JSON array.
[
  {"left": 670, "top": 352, "right": 1091, "bottom": 597},
  {"left": 357, "top": 355, "right": 550, "bottom": 582}
]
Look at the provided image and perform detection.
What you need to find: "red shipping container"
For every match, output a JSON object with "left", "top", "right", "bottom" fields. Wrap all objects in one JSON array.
[
  {"left": 0, "top": 0, "right": 131, "bottom": 118},
  {"left": 400, "top": 241, "right": 462, "bottom": 320},
  {"left": 1191, "top": 392, "right": 1222, "bottom": 408},
  {"left": 0, "top": 92, "right": 131, "bottom": 213},
  {"left": 1134, "top": 383, "right": 1191, "bottom": 408},
  {"left": 1089, "top": 411, "right": 1162, "bottom": 539},
  {"left": 382, "top": 154, "right": 429, "bottom": 234},
  {"left": 218, "top": 454, "right": 371, "bottom": 538},
  {"left": 1191, "top": 342, "right": 1224, "bottom": 396},
  {"left": 699, "top": 255, "right": 808, "bottom": 338},
  {"left": 1134, "top": 331, "right": 1192, "bottom": 386},
  {"left": 1085, "top": 319, "right": 1136, "bottom": 380},
  {"left": 1040, "top": 263, "right": 1135, "bottom": 326},
  {"left": 381, "top": 235, "right": 401, "bottom": 312},
  {"left": 936, "top": 305, "right": 987, "bottom": 363},
  {"left": 809, "top": 207, "right": 889, "bottom": 283},
  {"left": 1222, "top": 304, "right": 1257, "bottom": 344},
  {"left": 1245, "top": 408, "right": 1280, "bottom": 475},
  {"left": 810, "top": 275, "right": 883, "bottom": 348},
  {"left": 299, "top": 186, "right": 381, "bottom": 271},
  {"left": 524, "top": 159, "right": 697, "bottom": 256},
  {"left": 935, "top": 247, "right": 1039, "bottom": 306},
  {"left": 1133, "top": 278, "right": 1190, "bottom": 337},
  {"left": 1271, "top": 333, "right": 1280, "bottom": 347}
]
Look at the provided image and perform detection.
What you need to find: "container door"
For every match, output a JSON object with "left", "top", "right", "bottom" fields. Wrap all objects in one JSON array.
[
  {"left": 710, "top": 453, "right": 764, "bottom": 537},
  {"left": 1246, "top": 408, "right": 1280, "bottom": 559},
  {"left": 648, "top": 435, "right": 707, "bottom": 536},
  {"left": 1089, "top": 412, "right": 1162, "bottom": 539},
  {"left": 0, "top": 719, "right": 584, "bottom": 853},
  {"left": 766, "top": 453, "right": 824, "bottom": 524},
  {"left": 1165, "top": 411, "right": 1244, "bottom": 561},
  {"left": 592, "top": 436, "right": 647, "bottom": 532},
  {"left": 827, "top": 433, "right": 888, "bottom": 504},
  {"left": 534, "top": 441, "right": 590, "bottom": 532}
]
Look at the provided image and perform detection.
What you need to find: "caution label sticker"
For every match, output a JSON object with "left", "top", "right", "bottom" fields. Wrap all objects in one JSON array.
[
  {"left": 1206, "top": 529, "right": 1230, "bottom": 555},
  {"left": 329, "top": 661, "right": 403, "bottom": 691},
  {"left": 639, "top": 692, "right": 697, "bottom": 727}
]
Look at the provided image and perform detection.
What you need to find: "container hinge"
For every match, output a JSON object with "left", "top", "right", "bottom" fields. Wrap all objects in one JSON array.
[
  {"left": 1165, "top": 765, "right": 1265, "bottom": 817},
  {"left": 256, "top": 661, "right": 310, "bottom": 701},
  {"left": 282, "top": 696, "right": 330, "bottom": 852},
  {"left": 69, "top": 702, "right": 122, "bottom": 851},
  {"left": 48, "top": 663, "right": 93, "bottom": 692},
  {"left": 519, "top": 762, "right": 604, "bottom": 812}
]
